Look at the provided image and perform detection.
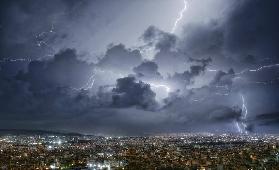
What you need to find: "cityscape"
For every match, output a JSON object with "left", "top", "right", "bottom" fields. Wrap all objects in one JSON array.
[
  {"left": 1, "top": 0, "right": 279, "bottom": 169},
  {"left": 0, "top": 133, "right": 278, "bottom": 169}
]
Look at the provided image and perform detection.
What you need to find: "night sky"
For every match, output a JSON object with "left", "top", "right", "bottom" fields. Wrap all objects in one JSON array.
[{"left": 0, "top": 0, "right": 279, "bottom": 135}]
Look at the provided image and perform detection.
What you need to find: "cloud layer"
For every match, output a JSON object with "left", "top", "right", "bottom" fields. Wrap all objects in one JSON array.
[{"left": 0, "top": 0, "right": 279, "bottom": 135}]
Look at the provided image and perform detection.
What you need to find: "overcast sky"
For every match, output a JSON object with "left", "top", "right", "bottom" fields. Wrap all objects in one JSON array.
[{"left": 0, "top": 0, "right": 278, "bottom": 135}]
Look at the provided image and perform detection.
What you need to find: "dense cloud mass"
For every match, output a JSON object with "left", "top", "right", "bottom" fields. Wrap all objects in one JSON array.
[
  {"left": 133, "top": 61, "right": 162, "bottom": 80},
  {"left": 224, "top": 0, "right": 279, "bottom": 59},
  {"left": 98, "top": 44, "right": 142, "bottom": 74},
  {"left": 0, "top": 0, "right": 279, "bottom": 135},
  {"left": 17, "top": 49, "right": 94, "bottom": 91},
  {"left": 112, "top": 76, "right": 157, "bottom": 109}
]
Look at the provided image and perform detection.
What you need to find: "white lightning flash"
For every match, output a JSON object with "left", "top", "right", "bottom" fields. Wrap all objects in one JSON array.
[
  {"left": 149, "top": 83, "right": 171, "bottom": 93},
  {"left": 149, "top": 83, "right": 171, "bottom": 101},
  {"left": 235, "top": 94, "right": 248, "bottom": 134},
  {"left": 171, "top": 0, "right": 187, "bottom": 33},
  {"left": 234, "top": 94, "right": 249, "bottom": 134},
  {"left": 235, "top": 121, "right": 242, "bottom": 133},
  {"left": 137, "top": 0, "right": 188, "bottom": 58},
  {"left": 241, "top": 94, "right": 248, "bottom": 120}
]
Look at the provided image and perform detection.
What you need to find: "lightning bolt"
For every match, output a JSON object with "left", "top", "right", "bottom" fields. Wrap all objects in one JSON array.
[
  {"left": 235, "top": 121, "right": 242, "bottom": 133},
  {"left": 71, "top": 71, "right": 97, "bottom": 91},
  {"left": 241, "top": 94, "right": 248, "bottom": 118},
  {"left": 208, "top": 64, "right": 278, "bottom": 133},
  {"left": 71, "top": 75, "right": 95, "bottom": 91},
  {"left": 79, "top": 74, "right": 96, "bottom": 90},
  {"left": 235, "top": 94, "right": 248, "bottom": 134},
  {"left": 171, "top": 0, "right": 187, "bottom": 33},
  {"left": 137, "top": 0, "right": 188, "bottom": 58},
  {"left": 241, "top": 94, "right": 248, "bottom": 134}
]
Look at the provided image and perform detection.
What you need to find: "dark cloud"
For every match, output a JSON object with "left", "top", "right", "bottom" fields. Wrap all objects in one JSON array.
[
  {"left": 179, "top": 21, "right": 224, "bottom": 60},
  {"left": 153, "top": 49, "right": 188, "bottom": 76},
  {"left": 133, "top": 61, "right": 162, "bottom": 79},
  {"left": 177, "top": 0, "right": 279, "bottom": 70},
  {"left": 168, "top": 58, "right": 211, "bottom": 89},
  {"left": 17, "top": 49, "right": 94, "bottom": 91},
  {"left": 112, "top": 76, "right": 157, "bottom": 109},
  {"left": 0, "top": 0, "right": 90, "bottom": 59},
  {"left": 0, "top": 49, "right": 100, "bottom": 127},
  {"left": 224, "top": 0, "right": 279, "bottom": 59},
  {"left": 141, "top": 26, "right": 188, "bottom": 76},
  {"left": 98, "top": 44, "right": 142, "bottom": 74},
  {"left": 254, "top": 112, "right": 279, "bottom": 126},
  {"left": 142, "top": 26, "right": 176, "bottom": 51},
  {"left": 189, "top": 57, "right": 212, "bottom": 65},
  {"left": 210, "top": 68, "right": 235, "bottom": 87},
  {"left": 160, "top": 90, "right": 243, "bottom": 133},
  {"left": 209, "top": 106, "right": 242, "bottom": 122}
]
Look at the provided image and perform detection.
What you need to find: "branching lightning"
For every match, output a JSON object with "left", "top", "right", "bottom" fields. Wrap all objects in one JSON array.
[
  {"left": 2, "top": 1, "right": 190, "bottom": 92},
  {"left": 207, "top": 64, "right": 279, "bottom": 133},
  {"left": 208, "top": 63, "right": 279, "bottom": 86},
  {"left": 235, "top": 63, "right": 279, "bottom": 76},
  {"left": 171, "top": 0, "right": 187, "bottom": 33}
]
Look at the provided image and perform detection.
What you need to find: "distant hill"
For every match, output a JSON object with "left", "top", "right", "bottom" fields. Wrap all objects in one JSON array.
[{"left": 0, "top": 129, "right": 83, "bottom": 136}]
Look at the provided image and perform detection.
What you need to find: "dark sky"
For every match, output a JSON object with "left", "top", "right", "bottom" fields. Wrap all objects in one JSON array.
[{"left": 0, "top": 0, "right": 279, "bottom": 135}]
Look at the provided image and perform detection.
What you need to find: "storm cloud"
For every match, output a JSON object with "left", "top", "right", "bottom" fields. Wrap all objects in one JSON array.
[{"left": 0, "top": 0, "right": 278, "bottom": 135}]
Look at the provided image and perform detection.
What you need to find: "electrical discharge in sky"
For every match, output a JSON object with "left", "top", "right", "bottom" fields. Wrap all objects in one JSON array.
[
  {"left": 171, "top": 0, "right": 187, "bottom": 33},
  {"left": 149, "top": 83, "right": 171, "bottom": 93},
  {"left": 138, "top": 0, "right": 188, "bottom": 59},
  {"left": 73, "top": 74, "right": 96, "bottom": 91},
  {"left": 240, "top": 94, "right": 248, "bottom": 134},
  {"left": 235, "top": 94, "right": 249, "bottom": 134},
  {"left": 78, "top": 0, "right": 189, "bottom": 92}
]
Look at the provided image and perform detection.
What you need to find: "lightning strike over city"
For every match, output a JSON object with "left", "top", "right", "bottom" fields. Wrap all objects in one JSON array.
[
  {"left": 0, "top": 0, "right": 279, "bottom": 169},
  {"left": 238, "top": 94, "right": 249, "bottom": 134}
]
